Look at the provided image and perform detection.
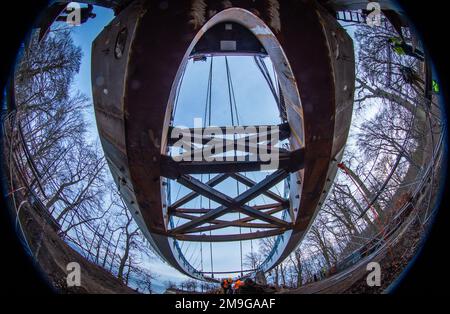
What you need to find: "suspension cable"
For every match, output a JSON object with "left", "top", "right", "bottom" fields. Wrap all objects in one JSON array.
[
  {"left": 205, "top": 57, "right": 215, "bottom": 278},
  {"left": 225, "top": 56, "right": 245, "bottom": 277},
  {"left": 253, "top": 55, "right": 287, "bottom": 121}
]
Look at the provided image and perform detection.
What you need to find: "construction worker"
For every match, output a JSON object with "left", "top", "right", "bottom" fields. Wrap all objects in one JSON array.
[
  {"left": 400, "top": 66, "right": 423, "bottom": 86},
  {"left": 57, "top": 4, "right": 97, "bottom": 25},
  {"left": 321, "top": 266, "right": 327, "bottom": 279},
  {"left": 221, "top": 278, "right": 229, "bottom": 294},
  {"left": 400, "top": 66, "right": 440, "bottom": 95},
  {"left": 330, "top": 264, "right": 337, "bottom": 276},
  {"left": 388, "top": 37, "right": 425, "bottom": 61},
  {"left": 227, "top": 278, "right": 233, "bottom": 294},
  {"left": 233, "top": 279, "right": 245, "bottom": 294},
  {"left": 432, "top": 80, "right": 440, "bottom": 94}
]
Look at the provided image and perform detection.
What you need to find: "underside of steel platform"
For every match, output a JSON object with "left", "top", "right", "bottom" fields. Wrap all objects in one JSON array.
[{"left": 87, "top": 0, "right": 357, "bottom": 281}]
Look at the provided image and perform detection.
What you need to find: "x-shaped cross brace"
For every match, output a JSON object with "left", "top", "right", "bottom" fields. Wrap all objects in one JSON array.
[{"left": 169, "top": 169, "right": 292, "bottom": 235}]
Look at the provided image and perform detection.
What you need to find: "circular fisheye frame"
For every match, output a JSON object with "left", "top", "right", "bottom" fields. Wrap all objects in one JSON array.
[{"left": 0, "top": 0, "right": 447, "bottom": 295}]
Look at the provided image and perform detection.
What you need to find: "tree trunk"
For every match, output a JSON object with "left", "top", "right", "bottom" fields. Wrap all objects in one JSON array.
[{"left": 117, "top": 233, "right": 131, "bottom": 282}]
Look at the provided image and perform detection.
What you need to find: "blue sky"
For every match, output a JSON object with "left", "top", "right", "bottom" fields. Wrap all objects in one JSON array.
[
  {"left": 173, "top": 55, "right": 281, "bottom": 127},
  {"left": 69, "top": 6, "right": 114, "bottom": 140}
]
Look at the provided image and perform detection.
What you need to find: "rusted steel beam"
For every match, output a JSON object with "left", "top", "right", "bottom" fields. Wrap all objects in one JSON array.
[
  {"left": 167, "top": 122, "right": 291, "bottom": 146},
  {"left": 161, "top": 149, "right": 303, "bottom": 177},
  {"left": 173, "top": 204, "right": 286, "bottom": 226},
  {"left": 173, "top": 212, "right": 280, "bottom": 230},
  {"left": 192, "top": 20, "right": 265, "bottom": 54},
  {"left": 230, "top": 173, "right": 288, "bottom": 206},
  {"left": 170, "top": 140, "right": 291, "bottom": 162},
  {"left": 173, "top": 229, "right": 287, "bottom": 242},
  {"left": 182, "top": 208, "right": 287, "bottom": 234},
  {"left": 172, "top": 203, "right": 283, "bottom": 214}
]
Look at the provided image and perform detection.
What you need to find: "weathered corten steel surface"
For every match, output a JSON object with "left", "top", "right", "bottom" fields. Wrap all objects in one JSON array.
[{"left": 92, "top": 0, "right": 355, "bottom": 279}]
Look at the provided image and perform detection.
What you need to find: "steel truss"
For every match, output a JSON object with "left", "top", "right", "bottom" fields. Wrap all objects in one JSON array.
[{"left": 163, "top": 124, "right": 304, "bottom": 242}]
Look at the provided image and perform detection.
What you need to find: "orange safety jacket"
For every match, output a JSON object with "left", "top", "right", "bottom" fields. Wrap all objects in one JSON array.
[{"left": 234, "top": 280, "right": 244, "bottom": 289}]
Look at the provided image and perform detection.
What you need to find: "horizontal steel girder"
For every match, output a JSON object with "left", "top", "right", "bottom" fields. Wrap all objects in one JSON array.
[
  {"left": 161, "top": 148, "right": 305, "bottom": 178},
  {"left": 174, "top": 229, "right": 287, "bottom": 242},
  {"left": 171, "top": 203, "right": 284, "bottom": 214},
  {"left": 175, "top": 205, "right": 287, "bottom": 234},
  {"left": 167, "top": 123, "right": 291, "bottom": 146}
]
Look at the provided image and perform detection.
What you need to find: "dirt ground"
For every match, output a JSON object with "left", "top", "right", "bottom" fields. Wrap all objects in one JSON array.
[
  {"left": 281, "top": 212, "right": 424, "bottom": 294},
  {"left": 284, "top": 166, "right": 441, "bottom": 294},
  {"left": 19, "top": 201, "right": 138, "bottom": 294}
]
